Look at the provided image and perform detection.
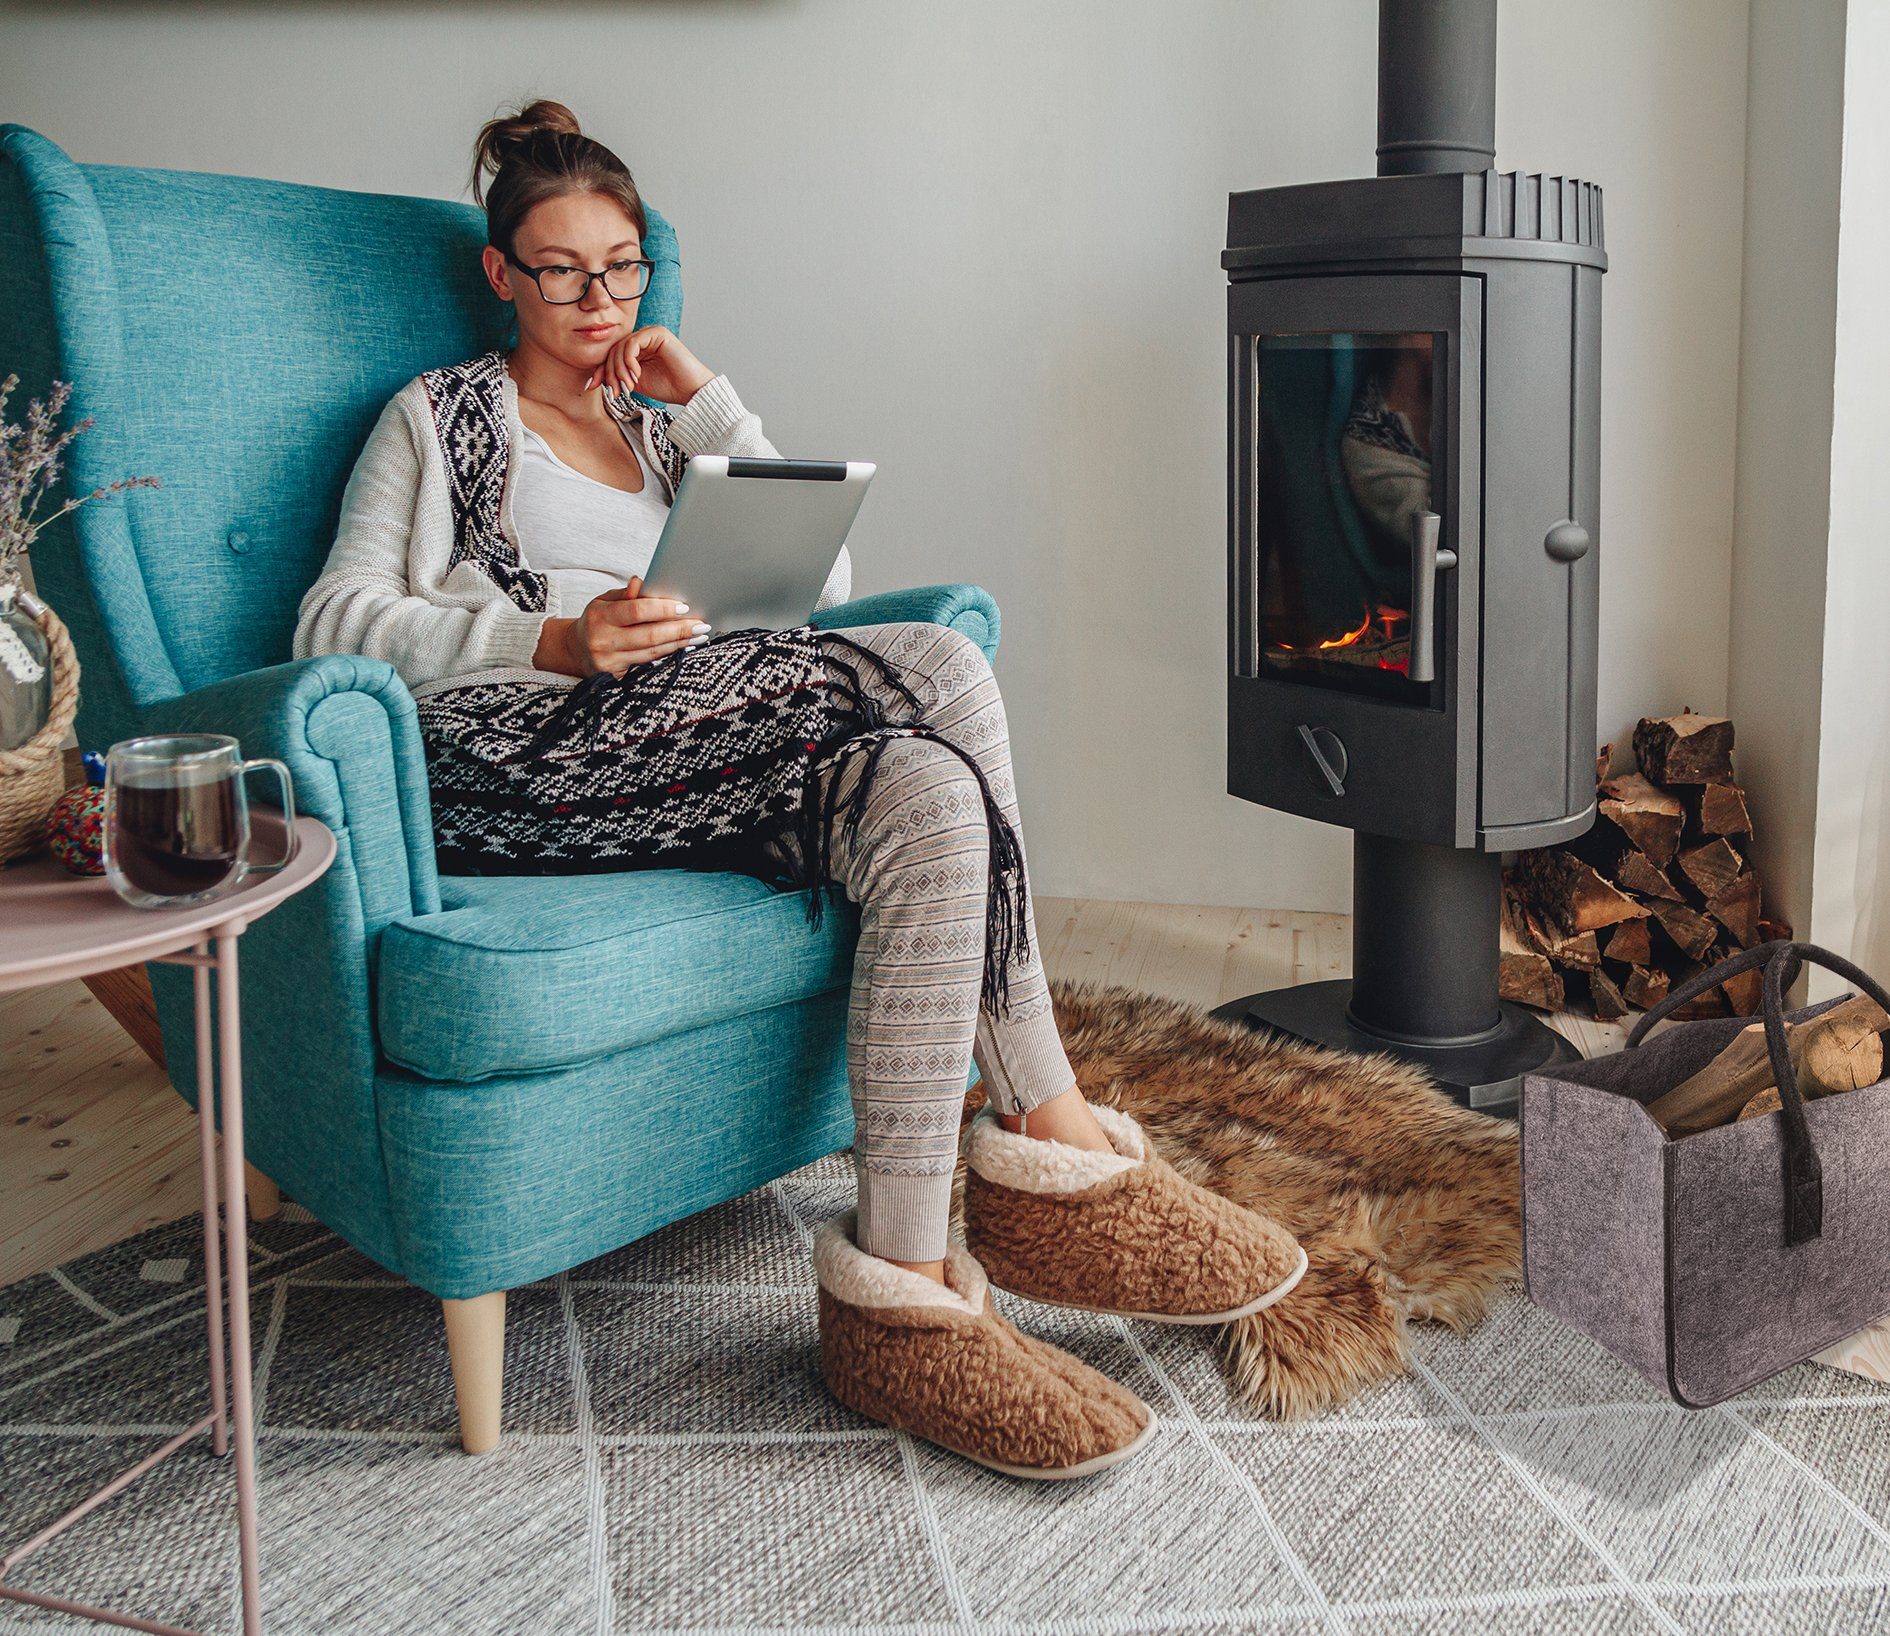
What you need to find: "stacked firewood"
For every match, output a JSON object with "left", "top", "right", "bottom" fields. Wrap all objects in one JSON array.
[{"left": 1500, "top": 711, "right": 1790, "bottom": 1022}]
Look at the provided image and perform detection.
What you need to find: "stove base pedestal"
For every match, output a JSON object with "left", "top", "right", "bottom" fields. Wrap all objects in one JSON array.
[{"left": 1210, "top": 979, "right": 1578, "bottom": 1116}]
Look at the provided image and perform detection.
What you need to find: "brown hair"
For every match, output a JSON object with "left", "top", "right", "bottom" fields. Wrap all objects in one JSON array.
[{"left": 469, "top": 98, "right": 647, "bottom": 259}]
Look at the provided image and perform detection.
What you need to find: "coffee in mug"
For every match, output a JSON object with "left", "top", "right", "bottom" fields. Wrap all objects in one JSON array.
[{"left": 103, "top": 734, "right": 296, "bottom": 909}]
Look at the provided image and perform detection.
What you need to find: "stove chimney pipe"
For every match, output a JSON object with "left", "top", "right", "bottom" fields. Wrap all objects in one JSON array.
[{"left": 1376, "top": 0, "right": 1498, "bottom": 177}]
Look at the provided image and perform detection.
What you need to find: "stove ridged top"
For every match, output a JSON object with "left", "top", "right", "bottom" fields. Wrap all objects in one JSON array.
[{"left": 1225, "top": 170, "right": 1607, "bottom": 278}]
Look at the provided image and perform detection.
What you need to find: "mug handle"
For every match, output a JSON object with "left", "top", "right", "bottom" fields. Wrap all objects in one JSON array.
[{"left": 241, "top": 757, "right": 299, "bottom": 874}]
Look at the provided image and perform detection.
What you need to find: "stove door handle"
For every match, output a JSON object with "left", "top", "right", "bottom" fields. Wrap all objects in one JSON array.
[{"left": 1408, "top": 510, "right": 1457, "bottom": 685}]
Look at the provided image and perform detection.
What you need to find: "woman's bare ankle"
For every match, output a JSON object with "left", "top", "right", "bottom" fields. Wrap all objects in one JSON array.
[
  {"left": 998, "top": 1083, "right": 1116, "bottom": 1153},
  {"left": 883, "top": 1255, "right": 948, "bottom": 1286}
]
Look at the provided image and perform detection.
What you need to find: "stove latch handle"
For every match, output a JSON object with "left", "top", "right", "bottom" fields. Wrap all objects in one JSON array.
[
  {"left": 1296, "top": 724, "right": 1348, "bottom": 799},
  {"left": 1408, "top": 510, "right": 1457, "bottom": 686}
]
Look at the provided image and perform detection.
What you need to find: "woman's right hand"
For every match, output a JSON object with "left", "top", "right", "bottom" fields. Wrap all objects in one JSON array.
[{"left": 534, "top": 576, "right": 711, "bottom": 678}]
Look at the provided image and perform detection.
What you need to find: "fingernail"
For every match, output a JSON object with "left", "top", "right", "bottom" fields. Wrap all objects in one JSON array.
[
  {"left": 673, "top": 602, "right": 689, "bottom": 613},
  {"left": 691, "top": 622, "right": 712, "bottom": 635}
]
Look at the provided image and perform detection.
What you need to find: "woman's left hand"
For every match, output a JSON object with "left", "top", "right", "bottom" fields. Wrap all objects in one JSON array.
[{"left": 585, "top": 326, "right": 715, "bottom": 408}]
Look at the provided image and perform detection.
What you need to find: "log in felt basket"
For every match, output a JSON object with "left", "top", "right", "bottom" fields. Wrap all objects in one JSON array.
[{"left": 1521, "top": 940, "right": 1890, "bottom": 1407}]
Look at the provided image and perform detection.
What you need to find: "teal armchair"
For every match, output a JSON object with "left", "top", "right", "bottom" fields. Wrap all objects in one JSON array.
[{"left": 0, "top": 126, "right": 1000, "bottom": 1452}]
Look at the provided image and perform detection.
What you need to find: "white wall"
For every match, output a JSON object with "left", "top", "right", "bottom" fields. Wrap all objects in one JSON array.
[
  {"left": 0, "top": 0, "right": 1751, "bottom": 908},
  {"left": 1810, "top": 0, "right": 1890, "bottom": 991},
  {"left": 1726, "top": 0, "right": 1845, "bottom": 962}
]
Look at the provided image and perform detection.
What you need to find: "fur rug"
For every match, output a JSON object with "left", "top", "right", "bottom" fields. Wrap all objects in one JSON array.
[{"left": 960, "top": 981, "right": 1521, "bottom": 1420}]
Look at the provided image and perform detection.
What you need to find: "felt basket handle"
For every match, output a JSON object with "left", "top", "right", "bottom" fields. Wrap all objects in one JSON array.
[{"left": 1625, "top": 940, "right": 1890, "bottom": 1245}]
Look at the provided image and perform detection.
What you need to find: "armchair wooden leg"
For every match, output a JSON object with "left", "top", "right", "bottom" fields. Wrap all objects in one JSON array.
[
  {"left": 244, "top": 1163, "right": 281, "bottom": 1221},
  {"left": 442, "top": 1291, "right": 507, "bottom": 1455}
]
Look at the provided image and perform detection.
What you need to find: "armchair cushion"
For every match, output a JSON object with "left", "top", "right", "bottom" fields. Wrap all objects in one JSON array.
[{"left": 378, "top": 870, "right": 860, "bottom": 1083}]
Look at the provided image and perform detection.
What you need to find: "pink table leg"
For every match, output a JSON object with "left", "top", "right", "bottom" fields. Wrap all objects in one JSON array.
[
  {"left": 214, "top": 929, "right": 263, "bottom": 1636},
  {"left": 192, "top": 940, "right": 229, "bottom": 1459},
  {"left": 0, "top": 935, "right": 267, "bottom": 1633}
]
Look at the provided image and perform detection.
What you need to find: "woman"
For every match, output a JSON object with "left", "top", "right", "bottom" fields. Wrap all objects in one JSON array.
[{"left": 296, "top": 99, "right": 1306, "bottom": 1480}]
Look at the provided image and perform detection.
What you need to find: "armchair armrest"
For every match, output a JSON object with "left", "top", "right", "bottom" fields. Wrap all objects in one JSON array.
[
  {"left": 143, "top": 653, "right": 440, "bottom": 923},
  {"left": 810, "top": 583, "right": 1001, "bottom": 662}
]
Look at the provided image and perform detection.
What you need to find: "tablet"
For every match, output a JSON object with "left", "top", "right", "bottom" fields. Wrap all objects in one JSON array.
[{"left": 638, "top": 455, "right": 875, "bottom": 631}]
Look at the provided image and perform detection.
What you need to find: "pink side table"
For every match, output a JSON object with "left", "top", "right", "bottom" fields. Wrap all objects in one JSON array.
[{"left": 0, "top": 814, "right": 334, "bottom": 1636}]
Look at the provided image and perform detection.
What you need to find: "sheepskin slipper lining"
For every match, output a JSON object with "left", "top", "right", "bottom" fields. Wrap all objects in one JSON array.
[
  {"left": 963, "top": 1105, "right": 1308, "bottom": 1326},
  {"left": 813, "top": 1210, "right": 1157, "bottom": 1480},
  {"left": 954, "top": 981, "right": 1522, "bottom": 1421}
]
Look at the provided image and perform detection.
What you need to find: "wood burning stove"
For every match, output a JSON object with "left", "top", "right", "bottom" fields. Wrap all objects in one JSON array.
[{"left": 1216, "top": 0, "right": 1603, "bottom": 1109}]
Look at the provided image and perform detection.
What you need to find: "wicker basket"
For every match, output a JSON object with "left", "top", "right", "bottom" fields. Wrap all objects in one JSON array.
[{"left": 0, "top": 600, "right": 80, "bottom": 865}]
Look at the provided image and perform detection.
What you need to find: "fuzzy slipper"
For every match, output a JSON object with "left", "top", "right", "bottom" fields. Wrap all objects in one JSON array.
[
  {"left": 813, "top": 1211, "right": 1158, "bottom": 1480},
  {"left": 962, "top": 1104, "right": 1309, "bottom": 1324}
]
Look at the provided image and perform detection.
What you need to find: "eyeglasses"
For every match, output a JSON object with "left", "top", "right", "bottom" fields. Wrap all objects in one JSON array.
[{"left": 505, "top": 252, "right": 653, "bottom": 305}]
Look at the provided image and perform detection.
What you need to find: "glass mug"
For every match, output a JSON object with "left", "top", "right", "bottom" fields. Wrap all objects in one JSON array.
[{"left": 103, "top": 735, "right": 298, "bottom": 909}]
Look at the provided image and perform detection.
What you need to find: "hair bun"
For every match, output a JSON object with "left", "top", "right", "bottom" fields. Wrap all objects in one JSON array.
[
  {"left": 471, "top": 99, "right": 585, "bottom": 204},
  {"left": 504, "top": 98, "right": 582, "bottom": 146}
]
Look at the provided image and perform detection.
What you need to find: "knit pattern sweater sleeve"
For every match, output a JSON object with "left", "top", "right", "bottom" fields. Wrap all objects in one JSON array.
[{"left": 292, "top": 370, "right": 850, "bottom": 693}]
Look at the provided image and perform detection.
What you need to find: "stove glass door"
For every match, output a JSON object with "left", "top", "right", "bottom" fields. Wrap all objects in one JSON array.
[{"left": 1254, "top": 331, "right": 1438, "bottom": 702}]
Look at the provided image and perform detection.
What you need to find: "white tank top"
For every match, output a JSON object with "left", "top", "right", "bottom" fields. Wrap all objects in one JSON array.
[{"left": 511, "top": 421, "right": 671, "bottom": 609}]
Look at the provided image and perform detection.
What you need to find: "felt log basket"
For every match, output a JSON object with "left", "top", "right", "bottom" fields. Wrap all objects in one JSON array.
[{"left": 1522, "top": 939, "right": 1890, "bottom": 1407}]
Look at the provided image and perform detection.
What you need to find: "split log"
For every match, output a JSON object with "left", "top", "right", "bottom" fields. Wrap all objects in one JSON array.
[
  {"left": 1759, "top": 914, "right": 1793, "bottom": 945},
  {"left": 1644, "top": 993, "right": 1890, "bottom": 1134},
  {"left": 1633, "top": 711, "right": 1735, "bottom": 786},
  {"left": 1651, "top": 899, "right": 1719, "bottom": 962},
  {"left": 1600, "top": 774, "right": 1685, "bottom": 868},
  {"left": 1715, "top": 955, "right": 1763, "bottom": 1017},
  {"left": 1669, "top": 985, "right": 1732, "bottom": 1022},
  {"left": 1602, "top": 918, "right": 1653, "bottom": 967},
  {"left": 1528, "top": 911, "right": 1601, "bottom": 971},
  {"left": 1499, "top": 891, "right": 1564, "bottom": 1011},
  {"left": 1623, "top": 965, "right": 1671, "bottom": 1010},
  {"left": 1687, "top": 781, "right": 1752, "bottom": 837},
  {"left": 1512, "top": 848, "right": 1649, "bottom": 937},
  {"left": 1616, "top": 848, "right": 1683, "bottom": 902},
  {"left": 1678, "top": 837, "right": 1744, "bottom": 903},
  {"left": 1707, "top": 873, "right": 1762, "bottom": 949},
  {"left": 1587, "top": 965, "right": 1630, "bottom": 1023}
]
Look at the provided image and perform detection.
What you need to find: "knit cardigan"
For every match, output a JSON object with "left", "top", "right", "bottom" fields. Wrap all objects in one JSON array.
[{"left": 293, "top": 351, "right": 852, "bottom": 700}]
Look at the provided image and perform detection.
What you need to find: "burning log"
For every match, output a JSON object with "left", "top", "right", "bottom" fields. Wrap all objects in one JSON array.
[{"left": 1500, "top": 711, "right": 1789, "bottom": 1021}]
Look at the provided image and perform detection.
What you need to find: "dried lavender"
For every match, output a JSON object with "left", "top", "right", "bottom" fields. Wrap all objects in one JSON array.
[{"left": 0, "top": 371, "right": 160, "bottom": 587}]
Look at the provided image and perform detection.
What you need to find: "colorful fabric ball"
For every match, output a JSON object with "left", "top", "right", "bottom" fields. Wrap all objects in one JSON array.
[{"left": 46, "top": 781, "right": 107, "bottom": 875}]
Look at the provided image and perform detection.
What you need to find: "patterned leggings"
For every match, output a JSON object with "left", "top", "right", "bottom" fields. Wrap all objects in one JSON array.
[{"left": 774, "top": 621, "right": 1076, "bottom": 1263}]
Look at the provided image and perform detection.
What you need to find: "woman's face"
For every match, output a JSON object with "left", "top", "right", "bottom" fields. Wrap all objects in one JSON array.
[{"left": 484, "top": 190, "right": 643, "bottom": 368}]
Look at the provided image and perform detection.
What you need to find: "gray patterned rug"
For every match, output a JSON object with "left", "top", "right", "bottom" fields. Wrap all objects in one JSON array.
[{"left": 4, "top": 1152, "right": 1890, "bottom": 1636}]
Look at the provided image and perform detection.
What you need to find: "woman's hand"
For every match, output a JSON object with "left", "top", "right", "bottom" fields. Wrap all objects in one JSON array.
[
  {"left": 584, "top": 326, "right": 714, "bottom": 409},
  {"left": 533, "top": 576, "right": 711, "bottom": 678}
]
